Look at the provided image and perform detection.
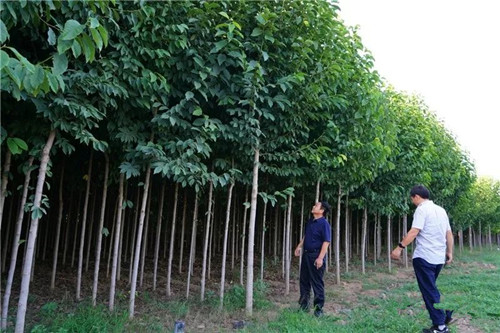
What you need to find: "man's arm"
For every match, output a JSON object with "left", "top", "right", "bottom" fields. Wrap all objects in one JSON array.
[
  {"left": 391, "top": 227, "right": 420, "bottom": 260},
  {"left": 294, "top": 238, "right": 304, "bottom": 257},
  {"left": 314, "top": 241, "right": 330, "bottom": 269},
  {"left": 446, "top": 230, "right": 454, "bottom": 264}
]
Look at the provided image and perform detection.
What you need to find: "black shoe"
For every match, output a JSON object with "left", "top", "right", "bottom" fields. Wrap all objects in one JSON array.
[
  {"left": 298, "top": 302, "right": 309, "bottom": 312},
  {"left": 422, "top": 325, "right": 449, "bottom": 333},
  {"left": 313, "top": 309, "right": 323, "bottom": 317},
  {"left": 445, "top": 310, "right": 454, "bottom": 325}
]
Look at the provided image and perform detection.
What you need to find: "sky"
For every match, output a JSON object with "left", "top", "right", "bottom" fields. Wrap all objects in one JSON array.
[{"left": 338, "top": 0, "right": 500, "bottom": 180}]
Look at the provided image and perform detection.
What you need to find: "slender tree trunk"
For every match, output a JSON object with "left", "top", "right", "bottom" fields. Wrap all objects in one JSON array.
[
  {"left": 469, "top": 225, "right": 473, "bottom": 251},
  {"left": 260, "top": 201, "right": 267, "bottom": 281},
  {"left": 1, "top": 156, "right": 34, "bottom": 330},
  {"left": 128, "top": 186, "right": 141, "bottom": 283},
  {"left": 50, "top": 162, "right": 65, "bottom": 290},
  {"left": 178, "top": 190, "right": 187, "bottom": 274},
  {"left": 387, "top": 215, "right": 392, "bottom": 273},
  {"left": 285, "top": 194, "right": 292, "bottom": 295},
  {"left": 335, "top": 186, "right": 341, "bottom": 284},
  {"left": 71, "top": 192, "right": 83, "bottom": 267},
  {"left": 76, "top": 150, "right": 94, "bottom": 300},
  {"left": 0, "top": 149, "right": 12, "bottom": 229},
  {"left": 344, "top": 195, "right": 349, "bottom": 273},
  {"left": 92, "top": 153, "right": 109, "bottom": 306},
  {"left": 186, "top": 194, "right": 199, "bottom": 299},
  {"left": 117, "top": 182, "right": 128, "bottom": 281},
  {"left": 85, "top": 192, "right": 98, "bottom": 272},
  {"left": 1, "top": 197, "right": 14, "bottom": 273},
  {"left": 315, "top": 179, "right": 320, "bottom": 202},
  {"left": 373, "top": 214, "right": 377, "bottom": 266},
  {"left": 361, "top": 206, "right": 368, "bottom": 274},
  {"left": 153, "top": 181, "right": 166, "bottom": 291},
  {"left": 458, "top": 229, "right": 463, "bottom": 253},
  {"left": 14, "top": 129, "right": 56, "bottom": 333},
  {"left": 377, "top": 213, "right": 382, "bottom": 259},
  {"left": 109, "top": 173, "right": 124, "bottom": 311},
  {"left": 281, "top": 209, "right": 286, "bottom": 278},
  {"left": 298, "top": 194, "right": 304, "bottom": 276},
  {"left": 107, "top": 196, "right": 118, "bottom": 278},
  {"left": 273, "top": 207, "right": 278, "bottom": 261},
  {"left": 488, "top": 225, "right": 492, "bottom": 250},
  {"left": 129, "top": 167, "right": 152, "bottom": 318},
  {"left": 245, "top": 148, "right": 259, "bottom": 316},
  {"left": 139, "top": 183, "right": 153, "bottom": 288},
  {"left": 231, "top": 195, "right": 236, "bottom": 271},
  {"left": 240, "top": 190, "right": 249, "bottom": 285},
  {"left": 208, "top": 200, "right": 215, "bottom": 280},
  {"left": 403, "top": 214, "right": 408, "bottom": 268},
  {"left": 220, "top": 182, "right": 235, "bottom": 309},
  {"left": 200, "top": 181, "right": 213, "bottom": 301}
]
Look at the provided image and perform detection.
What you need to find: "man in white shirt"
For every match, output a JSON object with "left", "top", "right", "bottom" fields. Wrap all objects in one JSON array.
[{"left": 391, "top": 185, "right": 454, "bottom": 333}]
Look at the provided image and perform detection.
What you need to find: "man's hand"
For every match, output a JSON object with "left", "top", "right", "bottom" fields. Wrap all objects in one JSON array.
[
  {"left": 446, "top": 253, "right": 453, "bottom": 265},
  {"left": 391, "top": 247, "right": 402, "bottom": 260},
  {"left": 314, "top": 257, "right": 323, "bottom": 269},
  {"left": 294, "top": 247, "right": 301, "bottom": 257}
]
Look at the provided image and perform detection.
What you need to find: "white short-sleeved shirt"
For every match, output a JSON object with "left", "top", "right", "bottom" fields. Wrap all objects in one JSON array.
[{"left": 411, "top": 200, "right": 451, "bottom": 264}]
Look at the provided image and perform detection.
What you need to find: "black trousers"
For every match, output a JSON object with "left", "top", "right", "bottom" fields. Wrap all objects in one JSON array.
[
  {"left": 413, "top": 257, "right": 445, "bottom": 325},
  {"left": 299, "top": 252, "right": 325, "bottom": 309}
]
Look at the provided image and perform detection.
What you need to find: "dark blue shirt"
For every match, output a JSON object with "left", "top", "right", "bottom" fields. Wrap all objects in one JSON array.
[{"left": 303, "top": 216, "right": 331, "bottom": 251}]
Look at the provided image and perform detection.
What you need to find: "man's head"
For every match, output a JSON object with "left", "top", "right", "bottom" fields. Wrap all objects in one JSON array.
[
  {"left": 410, "top": 184, "right": 430, "bottom": 206},
  {"left": 311, "top": 201, "right": 331, "bottom": 217}
]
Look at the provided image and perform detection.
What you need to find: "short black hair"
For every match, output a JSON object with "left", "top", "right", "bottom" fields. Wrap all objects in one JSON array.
[
  {"left": 320, "top": 201, "right": 331, "bottom": 216},
  {"left": 410, "top": 185, "right": 430, "bottom": 199}
]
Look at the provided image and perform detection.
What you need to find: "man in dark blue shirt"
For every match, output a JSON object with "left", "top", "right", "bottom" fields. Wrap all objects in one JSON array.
[{"left": 294, "top": 201, "right": 331, "bottom": 317}]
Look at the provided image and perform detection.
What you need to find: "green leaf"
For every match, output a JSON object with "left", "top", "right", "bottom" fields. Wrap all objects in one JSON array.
[
  {"left": 47, "top": 28, "right": 56, "bottom": 46},
  {"left": 47, "top": 73, "right": 59, "bottom": 92},
  {"left": 0, "top": 50, "right": 9, "bottom": 70},
  {"left": 193, "top": 106, "right": 202, "bottom": 116},
  {"left": 60, "top": 19, "right": 84, "bottom": 41},
  {"left": 251, "top": 28, "right": 262, "bottom": 37},
  {"left": 0, "top": 19, "right": 9, "bottom": 44},
  {"left": 90, "top": 27, "right": 103, "bottom": 51},
  {"left": 57, "top": 36, "right": 72, "bottom": 54},
  {"left": 7, "top": 138, "right": 21, "bottom": 154},
  {"left": 89, "top": 17, "right": 100, "bottom": 29},
  {"left": 102, "top": 227, "right": 109, "bottom": 237},
  {"left": 219, "top": 11, "right": 230, "bottom": 20},
  {"left": 52, "top": 53, "right": 68, "bottom": 76},
  {"left": 71, "top": 39, "right": 81, "bottom": 58},
  {"left": 185, "top": 91, "right": 194, "bottom": 100},
  {"left": 30, "top": 65, "right": 45, "bottom": 88},
  {"left": 97, "top": 26, "right": 108, "bottom": 47},
  {"left": 81, "top": 33, "right": 95, "bottom": 62},
  {"left": 262, "top": 51, "right": 269, "bottom": 61}
]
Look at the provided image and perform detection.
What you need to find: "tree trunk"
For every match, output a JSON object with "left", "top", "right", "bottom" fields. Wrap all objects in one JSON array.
[
  {"left": 273, "top": 207, "right": 278, "bottom": 262},
  {"left": 387, "top": 215, "right": 392, "bottom": 273},
  {"left": 245, "top": 148, "right": 259, "bottom": 316},
  {"left": 85, "top": 192, "right": 98, "bottom": 272},
  {"left": 469, "top": 225, "right": 473, "bottom": 251},
  {"left": 0, "top": 149, "right": 12, "bottom": 229},
  {"left": 403, "top": 214, "right": 408, "bottom": 268},
  {"left": 315, "top": 179, "right": 320, "bottom": 202},
  {"left": 1, "top": 156, "right": 34, "bottom": 330},
  {"left": 178, "top": 190, "right": 187, "bottom": 274},
  {"left": 71, "top": 192, "right": 83, "bottom": 267},
  {"left": 200, "top": 180, "right": 214, "bottom": 301},
  {"left": 231, "top": 195, "right": 236, "bottom": 271},
  {"left": 285, "top": 194, "right": 292, "bottom": 295},
  {"left": 62, "top": 189, "right": 75, "bottom": 266},
  {"left": 344, "top": 195, "right": 349, "bottom": 273},
  {"left": 92, "top": 153, "right": 109, "bottom": 306},
  {"left": 240, "top": 190, "right": 249, "bottom": 285},
  {"left": 107, "top": 196, "right": 119, "bottom": 277},
  {"left": 335, "top": 186, "right": 341, "bottom": 284},
  {"left": 51, "top": 162, "right": 65, "bottom": 290},
  {"left": 128, "top": 186, "right": 141, "bottom": 283},
  {"left": 2, "top": 196, "right": 15, "bottom": 273},
  {"left": 14, "top": 129, "right": 56, "bottom": 333},
  {"left": 260, "top": 201, "right": 267, "bottom": 281},
  {"left": 220, "top": 182, "right": 235, "bottom": 309},
  {"left": 152, "top": 181, "right": 166, "bottom": 291},
  {"left": 361, "top": 206, "right": 368, "bottom": 274},
  {"left": 76, "top": 150, "right": 94, "bottom": 300},
  {"left": 109, "top": 173, "right": 124, "bottom": 311},
  {"left": 208, "top": 200, "right": 215, "bottom": 280},
  {"left": 298, "top": 194, "right": 304, "bottom": 277},
  {"left": 129, "top": 167, "right": 151, "bottom": 318},
  {"left": 139, "top": 183, "right": 153, "bottom": 288},
  {"left": 186, "top": 194, "right": 199, "bottom": 299},
  {"left": 117, "top": 182, "right": 128, "bottom": 281}
]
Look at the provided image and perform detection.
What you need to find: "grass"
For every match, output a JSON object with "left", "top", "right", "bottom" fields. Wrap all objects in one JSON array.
[{"left": 10, "top": 249, "right": 499, "bottom": 332}]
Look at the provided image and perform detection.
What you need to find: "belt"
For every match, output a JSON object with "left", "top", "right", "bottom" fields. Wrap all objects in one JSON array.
[{"left": 304, "top": 248, "right": 320, "bottom": 253}]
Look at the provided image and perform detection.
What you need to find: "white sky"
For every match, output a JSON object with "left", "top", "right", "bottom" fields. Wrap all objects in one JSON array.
[{"left": 338, "top": 0, "right": 500, "bottom": 180}]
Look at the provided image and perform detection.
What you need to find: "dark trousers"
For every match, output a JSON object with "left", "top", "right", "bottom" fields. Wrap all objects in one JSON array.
[
  {"left": 299, "top": 252, "right": 325, "bottom": 310},
  {"left": 413, "top": 257, "right": 445, "bottom": 325}
]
